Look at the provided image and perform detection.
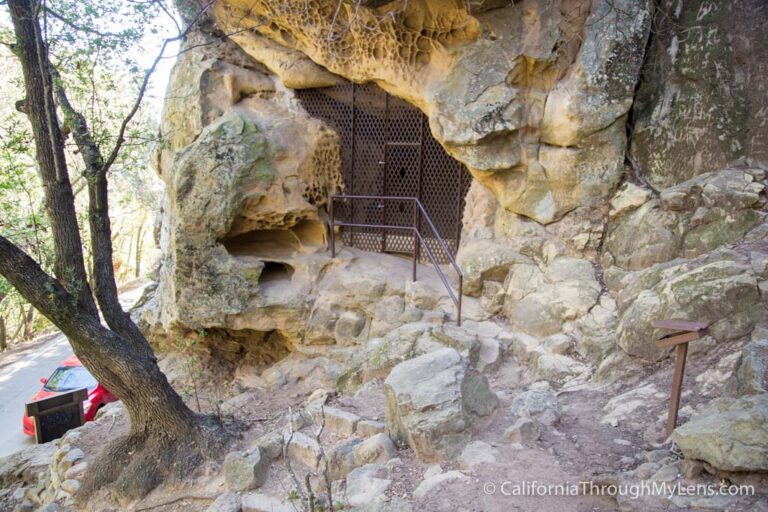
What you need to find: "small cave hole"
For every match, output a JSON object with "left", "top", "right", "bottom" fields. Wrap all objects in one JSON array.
[
  {"left": 259, "top": 261, "right": 294, "bottom": 284},
  {"left": 219, "top": 219, "right": 326, "bottom": 259}
]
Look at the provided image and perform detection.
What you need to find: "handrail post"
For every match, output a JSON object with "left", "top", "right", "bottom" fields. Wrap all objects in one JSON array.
[
  {"left": 412, "top": 200, "right": 418, "bottom": 282},
  {"left": 457, "top": 274, "right": 463, "bottom": 327},
  {"left": 329, "top": 194, "right": 463, "bottom": 326},
  {"left": 330, "top": 196, "right": 336, "bottom": 258}
]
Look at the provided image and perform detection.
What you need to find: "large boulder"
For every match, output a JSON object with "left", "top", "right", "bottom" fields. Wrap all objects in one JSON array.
[
  {"left": 384, "top": 348, "right": 498, "bottom": 461},
  {"left": 344, "top": 464, "right": 392, "bottom": 508},
  {"left": 337, "top": 323, "right": 432, "bottom": 391},
  {"left": 457, "top": 239, "right": 529, "bottom": 297},
  {"left": 509, "top": 386, "right": 562, "bottom": 426},
  {"left": 142, "top": 24, "right": 343, "bottom": 343},
  {"left": 223, "top": 449, "right": 269, "bottom": 491},
  {"left": 615, "top": 249, "right": 763, "bottom": 361},
  {"left": 672, "top": 395, "right": 768, "bottom": 472},
  {"left": 502, "top": 257, "right": 601, "bottom": 337}
]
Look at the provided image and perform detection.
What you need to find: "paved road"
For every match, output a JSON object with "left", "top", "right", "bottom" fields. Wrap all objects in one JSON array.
[
  {"left": 0, "top": 284, "right": 147, "bottom": 459},
  {"left": 0, "top": 331, "right": 71, "bottom": 458}
]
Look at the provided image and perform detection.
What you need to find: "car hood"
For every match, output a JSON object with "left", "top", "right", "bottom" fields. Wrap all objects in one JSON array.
[
  {"left": 28, "top": 387, "right": 95, "bottom": 404},
  {"left": 28, "top": 388, "right": 58, "bottom": 403}
]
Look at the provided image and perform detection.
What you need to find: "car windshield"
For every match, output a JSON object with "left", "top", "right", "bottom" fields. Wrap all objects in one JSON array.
[{"left": 44, "top": 366, "right": 97, "bottom": 392}]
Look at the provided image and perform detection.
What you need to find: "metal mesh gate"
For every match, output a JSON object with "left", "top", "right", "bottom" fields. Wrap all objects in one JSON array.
[{"left": 297, "top": 81, "right": 471, "bottom": 263}]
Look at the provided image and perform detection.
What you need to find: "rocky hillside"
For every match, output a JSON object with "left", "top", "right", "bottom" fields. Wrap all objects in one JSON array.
[{"left": 3, "top": 1, "right": 766, "bottom": 511}]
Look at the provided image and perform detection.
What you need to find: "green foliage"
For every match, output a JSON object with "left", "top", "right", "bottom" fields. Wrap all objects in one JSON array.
[
  {"left": 0, "top": 0, "right": 179, "bottom": 347},
  {"left": 0, "top": 111, "right": 54, "bottom": 340}
]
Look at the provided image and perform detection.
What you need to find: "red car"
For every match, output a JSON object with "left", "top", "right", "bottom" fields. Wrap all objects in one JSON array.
[{"left": 23, "top": 355, "right": 117, "bottom": 437}]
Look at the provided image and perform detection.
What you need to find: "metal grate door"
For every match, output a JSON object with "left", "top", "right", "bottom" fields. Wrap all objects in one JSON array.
[{"left": 297, "top": 81, "right": 471, "bottom": 263}]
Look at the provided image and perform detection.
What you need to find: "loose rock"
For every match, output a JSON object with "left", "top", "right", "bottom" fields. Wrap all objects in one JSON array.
[
  {"left": 223, "top": 449, "right": 269, "bottom": 492},
  {"left": 384, "top": 348, "right": 498, "bottom": 461},
  {"left": 672, "top": 395, "right": 768, "bottom": 472}
]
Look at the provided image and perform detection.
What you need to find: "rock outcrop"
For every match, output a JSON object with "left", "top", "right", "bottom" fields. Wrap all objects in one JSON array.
[
  {"left": 613, "top": 249, "right": 763, "bottom": 361},
  {"left": 629, "top": 0, "right": 768, "bottom": 189},
  {"left": 136, "top": 4, "right": 768, "bottom": 495},
  {"left": 672, "top": 395, "right": 768, "bottom": 472},
  {"left": 384, "top": 348, "right": 498, "bottom": 461},
  {"left": 212, "top": 0, "right": 652, "bottom": 224},
  {"left": 142, "top": 1, "right": 768, "bottom": 379}
]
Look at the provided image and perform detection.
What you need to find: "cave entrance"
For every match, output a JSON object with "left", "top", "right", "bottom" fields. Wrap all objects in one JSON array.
[{"left": 297, "top": 81, "right": 472, "bottom": 263}]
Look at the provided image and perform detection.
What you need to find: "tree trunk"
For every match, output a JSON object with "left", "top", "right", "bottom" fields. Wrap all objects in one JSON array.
[
  {"left": 0, "top": 315, "right": 6, "bottom": 352},
  {"left": 4, "top": 1, "right": 224, "bottom": 502},
  {"left": 6, "top": 0, "right": 193, "bottom": 413},
  {"left": 52, "top": 60, "right": 152, "bottom": 357},
  {"left": 0, "top": 235, "right": 221, "bottom": 502},
  {"left": 7, "top": 0, "right": 98, "bottom": 319}
]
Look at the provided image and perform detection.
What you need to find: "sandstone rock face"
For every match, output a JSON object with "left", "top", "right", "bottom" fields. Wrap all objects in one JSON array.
[
  {"left": 214, "top": 0, "right": 652, "bottom": 224},
  {"left": 338, "top": 320, "right": 506, "bottom": 392},
  {"left": 604, "top": 168, "right": 766, "bottom": 271},
  {"left": 614, "top": 249, "right": 762, "bottom": 361},
  {"left": 144, "top": 24, "right": 343, "bottom": 348},
  {"left": 456, "top": 239, "right": 529, "bottom": 297},
  {"left": 145, "top": 0, "right": 768, "bottom": 398},
  {"left": 145, "top": 29, "right": 472, "bottom": 362},
  {"left": 384, "top": 348, "right": 498, "bottom": 461},
  {"left": 630, "top": 0, "right": 768, "bottom": 189},
  {"left": 503, "top": 257, "right": 601, "bottom": 337},
  {"left": 672, "top": 395, "right": 768, "bottom": 472}
]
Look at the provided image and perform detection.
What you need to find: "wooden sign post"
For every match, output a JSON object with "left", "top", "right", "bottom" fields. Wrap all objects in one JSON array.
[
  {"left": 25, "top": 388, "right": 87, "bottom": 444},
  {"left": 653, "top": 320, "right": 707, "bottom": 438}
]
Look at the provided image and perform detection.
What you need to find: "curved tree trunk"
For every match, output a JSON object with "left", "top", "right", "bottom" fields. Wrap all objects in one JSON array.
[{"left": 0, "top": 235, "right": 222, "bottom": 503}]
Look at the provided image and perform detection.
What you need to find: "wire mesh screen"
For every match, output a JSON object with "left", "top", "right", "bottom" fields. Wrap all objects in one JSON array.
[{"left": 297, "top": 81, "right": 471, "bottom": 263}]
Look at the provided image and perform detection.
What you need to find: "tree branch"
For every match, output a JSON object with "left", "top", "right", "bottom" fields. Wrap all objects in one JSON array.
[
  {"left": 43, "top": 6, "right": 127, "bottom": 39},
  {"left": 7, "top": 0, "right": 99, "bottom": 318},
  {"left": 100, "top": 0, "right": 215, "bottom": 177}
]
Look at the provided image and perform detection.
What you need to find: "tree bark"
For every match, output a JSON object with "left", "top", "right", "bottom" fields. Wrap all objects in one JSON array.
[
  {"left": 0, "top": 235, "right": 196, "bottom": 436},
  {"left": 0, "top": 315, "right": 6, "bottom": 352},
  {"left": 52, "top": 66, "right": 152, "bottom": 357},
  {"left": 7, "top": 0, "right": 98, "bottom": 319}
]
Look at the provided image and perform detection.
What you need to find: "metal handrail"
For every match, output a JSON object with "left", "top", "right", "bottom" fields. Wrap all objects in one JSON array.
[{"left": 329, "top": 194, "right": 463, "bottom": 326}]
